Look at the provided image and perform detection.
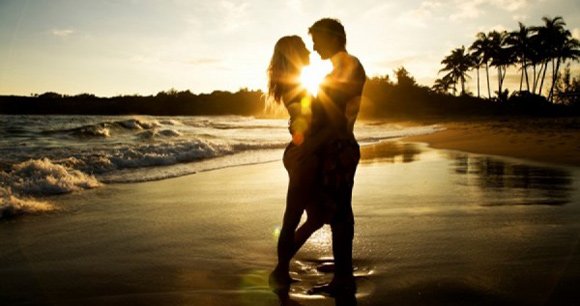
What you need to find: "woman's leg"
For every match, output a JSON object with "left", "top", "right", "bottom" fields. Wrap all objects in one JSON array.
[
  {"left": 275, "top": 181, "right": 306, "bottom": 273},
  {"left": 271, "top": 144, "right": 320, "bottom": 288},
  {"left": 292, "top": 216, "right": 325, "bottom": 257}
]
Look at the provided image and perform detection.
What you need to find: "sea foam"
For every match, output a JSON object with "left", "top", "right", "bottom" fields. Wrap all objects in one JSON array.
[
  {"left": 0, "top": 187, "right": 57, "bottom": 219},
  {"left": 2, "top": 158, "right": 101, "bottom": 196}
]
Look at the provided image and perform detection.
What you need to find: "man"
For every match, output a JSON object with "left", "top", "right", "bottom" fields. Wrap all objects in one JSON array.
[{"left": 309, "top": 18, "right": 366, "bottom": 295}]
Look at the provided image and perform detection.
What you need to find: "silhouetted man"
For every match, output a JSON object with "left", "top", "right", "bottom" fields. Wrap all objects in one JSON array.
[{"left": 309, "top": 18, "right": 366, "bottom": 295}]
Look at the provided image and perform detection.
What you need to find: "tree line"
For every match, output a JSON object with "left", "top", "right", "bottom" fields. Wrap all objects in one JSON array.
[
  {"left": 0, "top": 88, "right": 265, "bottom": 116},
  {"left": 435, "top": 16, "right": 579, "bottom": 104}
]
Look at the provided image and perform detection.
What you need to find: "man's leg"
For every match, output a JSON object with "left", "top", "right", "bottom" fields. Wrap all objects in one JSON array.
[
  {"left": 330, "top": 183, "right": 355, "bottom": 280},
  {"left": 330, "top": 141, "right": 359, "bottom": 290}
]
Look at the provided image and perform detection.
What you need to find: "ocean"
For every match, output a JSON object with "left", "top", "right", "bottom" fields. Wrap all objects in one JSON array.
[{"left": 0, "top": 114, "right": 440, "bottom": 218}]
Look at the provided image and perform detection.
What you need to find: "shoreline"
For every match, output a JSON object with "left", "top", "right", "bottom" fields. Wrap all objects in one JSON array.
[{"left": 401, "top": 118, "right": 580, "bottom": 167}]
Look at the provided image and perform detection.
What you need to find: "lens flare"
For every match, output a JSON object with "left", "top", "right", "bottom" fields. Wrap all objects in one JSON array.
[{"left": 300, "top": 58, "right": 332, "bottom": 96}]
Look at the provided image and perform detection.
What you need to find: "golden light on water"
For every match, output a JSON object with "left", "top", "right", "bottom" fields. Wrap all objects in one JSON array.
[{"left": 300, "top": 59, "right": 332, "bottom": 96}]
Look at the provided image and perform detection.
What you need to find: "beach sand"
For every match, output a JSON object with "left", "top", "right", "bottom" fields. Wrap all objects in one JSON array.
[
  {"left": 404, "top": 117, "right": 580, "bottom": 167},
  {"left": 1, "top": 130, "right": 580, "bottom": 305}
]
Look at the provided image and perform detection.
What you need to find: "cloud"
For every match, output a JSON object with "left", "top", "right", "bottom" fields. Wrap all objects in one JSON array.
[
  {"left": 449, "top": 0, "right": 483, "bottom": 21},
  {"left": 414, "top": 0, "right": 443, "bottom": 18},
  {"left": 361, "top": 2, "right": 396, "bottom": 19},
  {"left": 220, "top": 0, "right": 249, "bottom": 32},
  {"left": 490, "top": 0, "right": 530, "bottom": 12},
  {"left": 397, "top": 0, "right": 442, "bottom": 27},
  {"left": 51, "top": 29, "right": 75, "bottom": 37},
  {"left": 512, "top": 14, "right": 529, "bottom": 22},
  {"left": 444, "top": 0, "right": 534, "bottom": 21}
]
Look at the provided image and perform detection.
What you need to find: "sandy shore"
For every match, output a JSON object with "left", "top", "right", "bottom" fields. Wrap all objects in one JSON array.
[
  {"left": 403, "top": 117, "right": 580, "bottom": 167},
  {"left": 1, "top": 129, "right": 580, "bottom": 305}
]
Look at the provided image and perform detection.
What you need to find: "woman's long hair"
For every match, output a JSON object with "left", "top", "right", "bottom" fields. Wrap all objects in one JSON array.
[{"left": 267, "top": 35, "right": 307, "bottom": 105}]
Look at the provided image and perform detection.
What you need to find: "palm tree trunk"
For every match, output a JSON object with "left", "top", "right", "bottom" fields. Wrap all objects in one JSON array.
[
  {"left": 548, "top": 58, "right": 561, "bottom": 103},
  {"left": 539, "top": 61, "right": 549, "bottom": 96},
  {"left": 535, "top": 62, "right": 546, "bottom": 94},
  {"left": 497, "top": 66, "right": 502, "bottom": 96},
  {"left": 523, "top": 58, "right": 530, "bottom": 91},
  {"left": 476, "top": 67, "right": 480, "bottom": 98},
  {"left": 485, "top": 64, "right": 491, "bottom": 98},
  {"left": 519, "top": 67, "right": 524, "bottom": 92},
  {"left": 532, "top": 64, "right": 541, "bottom": 94}
]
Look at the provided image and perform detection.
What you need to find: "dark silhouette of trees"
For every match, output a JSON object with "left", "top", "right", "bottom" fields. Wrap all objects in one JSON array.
[
  {"left": 507, "top": 22, "right": 533, "bottom": 91},
  {"left": 534, "top": 16, "right": 569, "bottom": 101},
  {"left": 554, "top": 64, "right": 580, "bottom": 107},
  {"left": 432, "top": 75, "right": 454, "bottom": 95},
  {"left": 395, "top": 66, "right": 417, "bottom": 88},
  {"left": 489, "top": 30, "right": 513, "bottom": 100},
  {"left": 439, "top": 46, "right": 473, "bottom": 96},
  {"left": 0, "top": 88, "right": 265, "bottom": 116},
  {"left": 443, "top": 16, "right": 579, "bottom": 103},
  {"left": 469, "top": 32, "right": 494, "bottom": 98}
]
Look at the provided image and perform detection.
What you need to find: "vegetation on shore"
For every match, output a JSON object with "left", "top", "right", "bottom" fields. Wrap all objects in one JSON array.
[
  {"left": 435, "top": 16, "right": 579, "bottom": 103},
  {"left": 0, "top": 88, "right": 265, "bottom": 116}
]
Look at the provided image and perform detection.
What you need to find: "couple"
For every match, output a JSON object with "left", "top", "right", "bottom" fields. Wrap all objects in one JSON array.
[{"left": 267, "top": 18, "right": 366, "bottom": 296}]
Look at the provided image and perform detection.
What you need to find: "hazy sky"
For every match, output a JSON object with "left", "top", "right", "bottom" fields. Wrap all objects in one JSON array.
[{"left": 1, "top": 0, "right": 579, "bottom": 96}]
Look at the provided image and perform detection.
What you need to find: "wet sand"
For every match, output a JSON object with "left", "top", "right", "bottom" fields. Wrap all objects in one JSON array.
[
  {"left": 1, "top": 140, "right": 579, "bottom": 306},
  {"left": 404, "top": 118, "right": 580, "bottom": 167}
]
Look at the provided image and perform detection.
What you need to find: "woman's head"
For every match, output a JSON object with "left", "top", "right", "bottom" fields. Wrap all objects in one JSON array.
[{"left": 267, "top": 35, "right": 310, "bottom": 103}]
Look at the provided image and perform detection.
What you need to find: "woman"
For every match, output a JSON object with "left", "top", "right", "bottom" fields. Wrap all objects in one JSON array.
[{"left": 267, "top": 35, "right": 327, "bottom": 290}]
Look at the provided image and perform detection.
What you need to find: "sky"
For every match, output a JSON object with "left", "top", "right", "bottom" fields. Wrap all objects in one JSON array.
[{"left": 0, "top": 0, "right": 579, "bottom": 97}]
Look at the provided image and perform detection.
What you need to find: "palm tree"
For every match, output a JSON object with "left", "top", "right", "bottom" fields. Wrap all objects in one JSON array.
[
  {"left": 432, "top": 75, "right": 455, "bottom": 95},
  {"left": 440, "top": 46, "right": 472, "bottom": 96},
  {"left": 533, "top": 16, "right": 568, "bottom": 99},
  {"left": 527, "top": 31, "right": 546, "bottom": 94},
  {"left": 469, "top": 32, "right": 493, "bottom": 98},
  {"left": 506, "top": 22, "right": 533, "bottom": 92},
  {"left": 471, "top": 52, "right": 482, "bottom": 98},
  {"left": 548, "top": 31, "right": 580, "bottom": 102},
  {"left": 488, "top": 30, "right": 513, "bottom": 97}
]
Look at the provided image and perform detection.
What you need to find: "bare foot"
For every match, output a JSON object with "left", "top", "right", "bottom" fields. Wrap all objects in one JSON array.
[{"left": 308, "top": 276, "right": 356, "bottom": 297}]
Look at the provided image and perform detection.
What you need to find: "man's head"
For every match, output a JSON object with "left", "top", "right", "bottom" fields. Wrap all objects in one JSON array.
[{"left": 308, "top": 18, "right": 346, "bottom": 60}]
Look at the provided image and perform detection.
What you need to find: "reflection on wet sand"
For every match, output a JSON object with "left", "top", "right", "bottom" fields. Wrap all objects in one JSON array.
[
  {"left": 360, "top": 141, "right": 422, "bottom": 164},
  {"left": 447, "top": 153, "right": 573, "bottom": 206},
  {"left": 360, "top": 140, "right": 574, "bottom": 207}
]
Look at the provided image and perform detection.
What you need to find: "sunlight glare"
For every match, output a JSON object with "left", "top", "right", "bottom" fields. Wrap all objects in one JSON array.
[{"left": 300, "top": 58, "right": 332, "bottom": 96}]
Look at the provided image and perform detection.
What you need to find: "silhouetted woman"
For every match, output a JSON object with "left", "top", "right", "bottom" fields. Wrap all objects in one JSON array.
[{"left": 267, "top": 35, "right": 326, "bottom": 290}]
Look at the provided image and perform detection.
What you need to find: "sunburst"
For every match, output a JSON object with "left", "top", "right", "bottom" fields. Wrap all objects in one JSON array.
[{"left": 300, "top": 58, "right": 332, "bottom": 96}]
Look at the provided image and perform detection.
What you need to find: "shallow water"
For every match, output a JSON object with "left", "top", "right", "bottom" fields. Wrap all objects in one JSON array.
[
  {"left": 0, "top": 142, "right": 578, "bottom": 305},
  {"left": 0, "top": 115, "right": 440, "bottom": 219}
]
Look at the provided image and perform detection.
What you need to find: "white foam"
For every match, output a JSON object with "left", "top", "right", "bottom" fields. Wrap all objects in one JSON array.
[
  {"left": 5, "top": 158, "right": 101, "bottom": 196},
  {"left": 0, "top": 187, "right": 57, "bottom": 219}
]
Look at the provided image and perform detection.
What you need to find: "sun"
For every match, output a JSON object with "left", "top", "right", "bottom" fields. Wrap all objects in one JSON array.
[{"left": 300, "top": 58, "right": 332, "bottom": 96}]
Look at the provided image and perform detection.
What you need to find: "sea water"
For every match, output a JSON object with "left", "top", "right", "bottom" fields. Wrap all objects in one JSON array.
[{"left": 0, "top": 114, "right": 440, "bottom": 218}]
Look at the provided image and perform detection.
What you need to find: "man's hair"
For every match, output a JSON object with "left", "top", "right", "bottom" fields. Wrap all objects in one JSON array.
[{"left": 308, "top": 18, "right": 346, "bottom": 48}]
